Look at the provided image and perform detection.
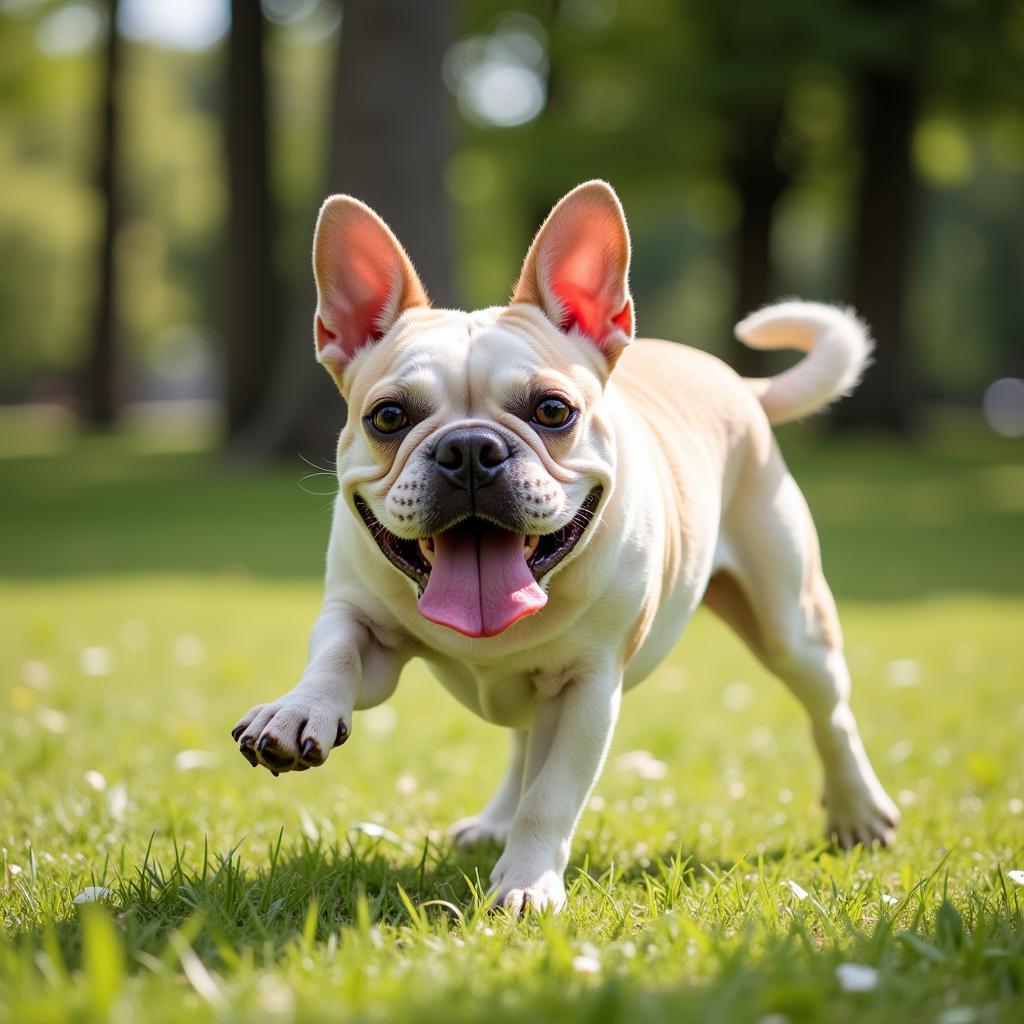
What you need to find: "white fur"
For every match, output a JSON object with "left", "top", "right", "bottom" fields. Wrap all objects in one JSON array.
[{"left": 737, "top": 301, "right": 873, "bottom": 424}]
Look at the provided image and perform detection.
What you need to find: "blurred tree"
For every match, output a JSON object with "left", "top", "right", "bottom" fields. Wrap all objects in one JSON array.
[
  {"left": 728, "top": 107, "right": 790, "bottom": 378},
  {"left": 832, "top": 0, "right": 922, "bottom": 433},
  {"left": 239, "top": 0, "right": 454, "bottom": 462},
  {"left": 224, "top": 0, "right": 281, "bottom": 438},
  {"left": 83, "top": 0, "right": 123, "bottom": 426}
]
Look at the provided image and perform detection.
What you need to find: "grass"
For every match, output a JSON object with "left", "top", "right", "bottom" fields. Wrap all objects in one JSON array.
[{"left": 1, "top": 415, "right": 1022, "bottom": 1022}]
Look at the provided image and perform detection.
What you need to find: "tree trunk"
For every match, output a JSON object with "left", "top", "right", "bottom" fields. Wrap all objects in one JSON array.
[
  {"left": 83, "top": 0, "right": 121, "bottom": 426},
  {"left": 832, "top": 61, "right": 920, "bottom": 430},
  {"left": 237, "top": 0, "right": 454, "bottom": 463},
  {"left": 728, "top": 109, "right": 789, "bottom": 378},
  {"left": 224, "top": 0, "right": 280, "bottom": 437}
]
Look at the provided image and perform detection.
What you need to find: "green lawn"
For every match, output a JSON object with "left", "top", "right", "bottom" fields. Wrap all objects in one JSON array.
[{"left": 1, "top": 418, "right": 1022, "bottom": 1023}]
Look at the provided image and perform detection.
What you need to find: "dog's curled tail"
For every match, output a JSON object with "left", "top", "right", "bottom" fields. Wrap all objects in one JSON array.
[{"left": 737, "top": 301, "right": 873, "bottom": 425}]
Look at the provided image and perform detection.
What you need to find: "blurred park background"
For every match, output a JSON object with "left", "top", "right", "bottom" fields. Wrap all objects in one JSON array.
[{"left": 2, "top": 0, "right": 1024, "bottom": 462}]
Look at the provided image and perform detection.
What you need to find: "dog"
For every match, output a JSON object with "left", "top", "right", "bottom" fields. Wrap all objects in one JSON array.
[{"left": 231, "top": 181, "right": 900, "bottom": 914}]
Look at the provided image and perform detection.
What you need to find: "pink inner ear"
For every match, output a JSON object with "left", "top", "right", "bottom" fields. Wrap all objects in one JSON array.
[
  {"left": 314, "top": 201, "right": 429, "bottom": 374},
  {"left": 549, "top": 246, "right": 632, "bottom": 351},
  {"left": 320, "top": 236, "right": 397, "bottom": 362},
  {"left": 554, "top": 283, "right": 633, "bottom": 347}
]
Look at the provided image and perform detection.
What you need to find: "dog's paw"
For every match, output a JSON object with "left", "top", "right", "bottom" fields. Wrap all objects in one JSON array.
[
  {"left": 488, "top": 851, "right": 567, "bottom": 915},
  {"left": 824, "top": 777, "right": 901, "bottom": 849},
  {"left": 231, "top": 695, "right": 349, "bottom": 775},
  {"left": 489, "top": 867, "right": 566, "bottom": 915},
  {"left": 449, "top": 815, "right": 513, "bottom": 849}
]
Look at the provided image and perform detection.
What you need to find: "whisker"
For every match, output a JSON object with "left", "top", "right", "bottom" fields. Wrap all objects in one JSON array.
[{"left": 297, "top": 451, "right": 336, "bottom": 473}]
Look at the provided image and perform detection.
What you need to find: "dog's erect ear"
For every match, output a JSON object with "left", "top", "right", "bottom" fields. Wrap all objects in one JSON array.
[
  {"left": 312, "top": 196, "right": 429, "bottom": 384},
  {"left": 511, "top": 180, "right": 634, "bottom": 367}
]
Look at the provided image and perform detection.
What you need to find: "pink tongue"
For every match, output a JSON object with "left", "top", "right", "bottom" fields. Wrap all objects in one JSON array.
[{"left": 418, "top": 524, "right": 547, "bottom": 638}]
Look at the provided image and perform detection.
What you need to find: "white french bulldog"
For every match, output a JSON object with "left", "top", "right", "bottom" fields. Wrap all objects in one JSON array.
[{"left": 232, "top": 181, "right": 899, "bottom": 914}]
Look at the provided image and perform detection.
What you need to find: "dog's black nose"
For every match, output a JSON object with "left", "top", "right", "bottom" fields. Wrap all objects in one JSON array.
[{"left": 434, "top": 427, "right": 510, "bottom": 490}]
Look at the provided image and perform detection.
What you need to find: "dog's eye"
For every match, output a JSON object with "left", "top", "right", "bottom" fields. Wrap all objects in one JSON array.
[
  {"left": 532, "top": 396, "right": 575, "bottom": 429},
  {"left": 367, "top": 403, "right": 410, "bottom": 435}
]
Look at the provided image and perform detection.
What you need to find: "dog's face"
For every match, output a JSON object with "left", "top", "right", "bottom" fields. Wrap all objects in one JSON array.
[{"left": 312, "top": 182, "right": 634, "bottom": 640}]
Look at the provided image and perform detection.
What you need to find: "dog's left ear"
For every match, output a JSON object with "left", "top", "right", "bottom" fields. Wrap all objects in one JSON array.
[
  {"left": 312, "top": 195, "right": 430, "bottom": 389},
  {"left": 511, "top": 180, "right": 634, "bottom": 369}
]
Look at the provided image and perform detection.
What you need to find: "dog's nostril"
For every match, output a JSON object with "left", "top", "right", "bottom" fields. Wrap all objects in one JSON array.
[
  {"left": 479, "top": 442, "right": 504, "bottom": 469},
  {"left": 436, "top": 441, "right": 464, "bottom": 470}
]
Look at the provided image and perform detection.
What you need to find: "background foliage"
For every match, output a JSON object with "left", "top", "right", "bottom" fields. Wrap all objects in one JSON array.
[{"left": 1, "top": 0, "right": 1022, "bottom": 446}]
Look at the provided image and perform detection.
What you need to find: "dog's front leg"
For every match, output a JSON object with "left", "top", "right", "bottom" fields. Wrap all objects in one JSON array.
[
  {"left": 489, "top": 668, "right": 621, "bottom": 914},
  {"left": 231, "top": 599, "right": 400, "bottom": 775}
]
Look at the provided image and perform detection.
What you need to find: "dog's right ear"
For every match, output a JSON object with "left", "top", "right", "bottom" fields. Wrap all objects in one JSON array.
[
  {"left": 511, "top": 180, "right": 634, "bottom": 370},
  {"left": 312, "top": 196, "right": 429, "bottom": 387}
]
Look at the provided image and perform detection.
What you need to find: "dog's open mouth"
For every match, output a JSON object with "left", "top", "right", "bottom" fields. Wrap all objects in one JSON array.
[{"left": 354, "top": 486, "right": 602, "bottom": 639}]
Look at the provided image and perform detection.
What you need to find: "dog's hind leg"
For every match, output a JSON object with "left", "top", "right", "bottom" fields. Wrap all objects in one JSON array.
[
  {"left": 450, "top": 730, "right": 527, "bottom": 849},
  {"left": 710, "top": 445, "right": 899, "bottom": 847}
]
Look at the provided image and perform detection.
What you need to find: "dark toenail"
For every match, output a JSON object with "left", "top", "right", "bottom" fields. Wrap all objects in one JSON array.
[
  {"left": 239, "top": 745, "right": 258, "bottom": 767},
  {"left": 334, "top": 721, "right": 349, "bottom": 747},
  {"left": 231, "top": 725, "right": 244, "bottom": 741},
  {"left": 260, "top": 744, "right": 293, "bottom": 770},
  {"left": 270, "top": 769, "right": 279, "bottom": 777},
  {"left": 257, "top": 735, "right": 269, "bottom": 753},
  {"left": 302, "top": 737, "right": 326, "bottom": 766}
]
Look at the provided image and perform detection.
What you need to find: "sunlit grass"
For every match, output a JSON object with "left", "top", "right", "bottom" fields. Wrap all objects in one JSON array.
[{"left": 1, "top": 422, "right": 1022, "bottom": 1022}]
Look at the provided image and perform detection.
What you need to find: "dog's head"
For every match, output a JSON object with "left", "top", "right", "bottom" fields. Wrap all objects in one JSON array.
[{"left": 314, "top": 181, "right": 633, "bottom": 640}]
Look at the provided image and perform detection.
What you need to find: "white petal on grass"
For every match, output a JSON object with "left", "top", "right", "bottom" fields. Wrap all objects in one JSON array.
[
  {"left": 171, "top": 934, "right": 224, "bottom": 1006},
  {"left": 172, "top": 634, "right": 205, "bottom": 668},
  {"left": 107, "top": 783, "right": 128, "bottom": 821},
  {"left": 395, "top": 772, "right": 418, "bottom": 795},
  {"left": 80, "top": 646, "right": 113, "bottom": 677},
  {"left": 937, "top": 1007, "right": 980, "bottom": 1024},
  {"left": 884, "top": 657, "right": 921, "bottom": 687},
  {"left": 888, "top": 739, "right": 913, "bottom": 763},
  {"left": 36, "top": 707, "right": 69, "bottom": 734},
  {"left": 363, "top": 705, "right": 397, "bottom": 738},
  {"left": 349, "top": 821, "right": 413, "bottom": 852},
  {"left": 84, "top": 770, "right": 107, "bottom": 791},
  {"left": 8, "top": 864, "right": 22, "bottom": 876},
  {"left": 174, "top": 749, "right": 220, "bottom": 771},
  {"left": 298, "top": 807, "right": 319, "bottom": 842},
  {"left": 1007, "top": 869, "right": 1024, "bottom": 886},
  {"left": 721, "top": 680, "right": 753, "bottom": 711},
  {"left": 572, "top": 954, "right": 601, "bottom": 974},
  {"left": 783, "top": 879, "right": 808, "bottom": 901},
  {"left": 614, "top": 750, "right": 668, "bottom": 780},
  {"left": 255, "top": 976, "right": 295, "bottom": 1015},
  {"left": 881, "top": 893, "right": 900, "bottom": 906},
  {"left": 21, "top": 659, "right": 52, "bottom": 690},
  {"left": 836, "top": 962, "right": 879, "bottom": 992},
  {"left": 72, "top": 886, "right": 112, "bottom": 904}
]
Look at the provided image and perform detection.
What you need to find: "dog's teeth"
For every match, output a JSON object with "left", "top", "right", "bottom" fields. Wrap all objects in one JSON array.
[
  {"left": 524, "top": 535, "right": 540, "bottom": 560},
  {"left": 418, "top": 538, "right": 435, "bottom": 565}
]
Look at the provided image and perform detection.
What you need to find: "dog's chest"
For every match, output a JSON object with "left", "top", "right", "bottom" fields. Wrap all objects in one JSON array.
[{"left": 422, "top": 655, "right": 576, "bottom": 728}]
